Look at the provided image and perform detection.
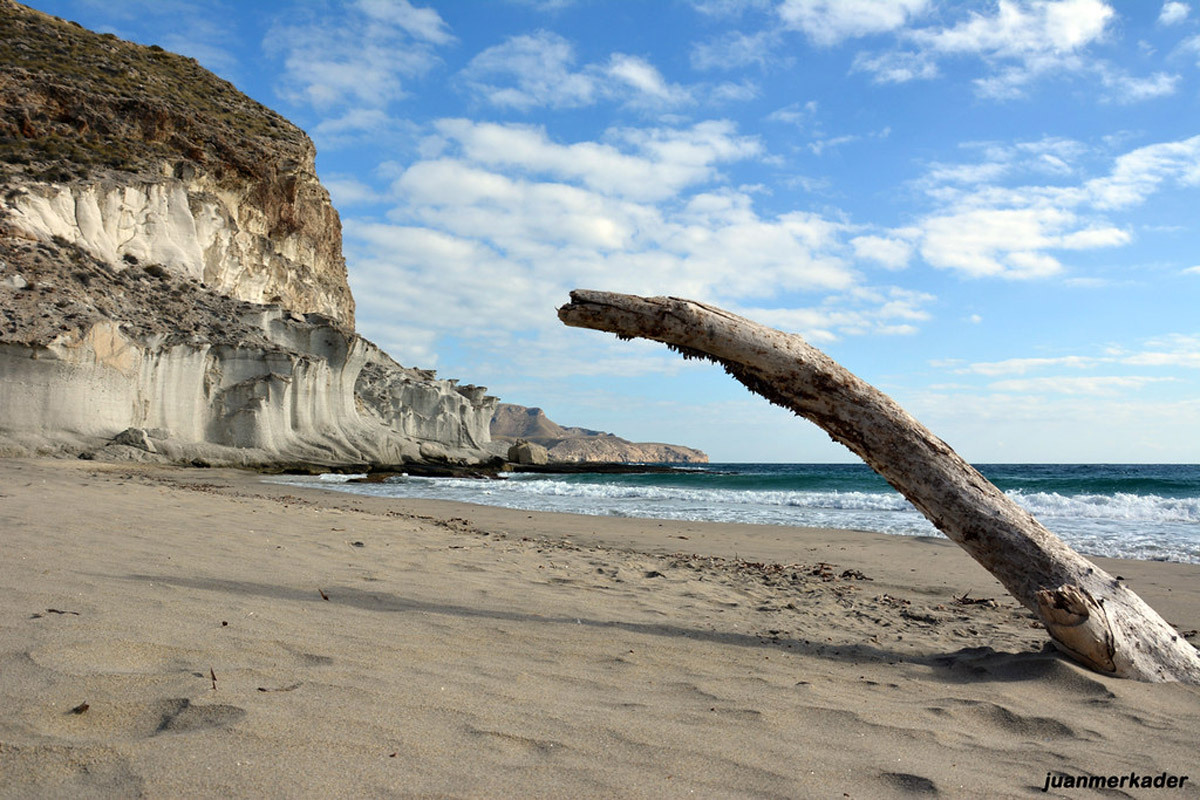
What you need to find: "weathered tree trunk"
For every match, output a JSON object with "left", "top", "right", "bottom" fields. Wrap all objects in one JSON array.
[{"left": 559, "top": 290, "right": 1200, "bottom": 683}]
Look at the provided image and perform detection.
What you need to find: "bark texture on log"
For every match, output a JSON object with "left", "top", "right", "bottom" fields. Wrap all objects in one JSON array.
[{"left": 559, "top": 290, "right": 1200, "bottom": 683}]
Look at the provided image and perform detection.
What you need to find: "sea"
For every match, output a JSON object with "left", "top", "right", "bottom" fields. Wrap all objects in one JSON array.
[{"left": 276, "top": 463, "right": 1200, "bottom": 565}]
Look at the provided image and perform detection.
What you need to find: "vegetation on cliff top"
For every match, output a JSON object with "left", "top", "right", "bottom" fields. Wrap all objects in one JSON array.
[{"left": 0, "top": 0, "right": 307, "bottom": 183}]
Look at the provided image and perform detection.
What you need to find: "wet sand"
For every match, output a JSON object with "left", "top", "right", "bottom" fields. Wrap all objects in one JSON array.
[{"left": 1, "top": 458, "right": 1198, "bottom": 798}]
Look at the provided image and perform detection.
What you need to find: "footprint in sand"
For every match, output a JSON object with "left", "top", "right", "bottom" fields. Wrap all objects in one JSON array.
[
  {"left": 466, "top": 726, "right": 564, "bottom": 759},
  {"left": 152, "top": 698, "right": 246, "bottom": 734},
  {"left": 274, "top": 642, "right": 334, "bottom": 667},
  {"left": 928, "top": 697, "right": 1084, "bottom": 740},
  {"left": 37, "top": 697, "right": 246, "bottom": 741},
  {"left": 880, "top": 771, "right": 939, "bottom": 794}
]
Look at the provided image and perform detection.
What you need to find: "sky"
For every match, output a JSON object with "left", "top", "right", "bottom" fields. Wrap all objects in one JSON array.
[{"left": 22, "top": 0, "right": 1200, "bottom": 462}]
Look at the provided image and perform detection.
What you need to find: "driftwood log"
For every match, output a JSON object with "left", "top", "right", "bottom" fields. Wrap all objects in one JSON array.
[{"left": 559, "top": 290, "right": 1200, "bottom": 683}]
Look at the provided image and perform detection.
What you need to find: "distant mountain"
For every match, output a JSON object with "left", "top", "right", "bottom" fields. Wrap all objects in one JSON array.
[{"left": 491, "top": 404, "right": 708, "bottom": 464}]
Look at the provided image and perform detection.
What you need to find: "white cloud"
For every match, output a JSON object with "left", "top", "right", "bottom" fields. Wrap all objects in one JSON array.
[
  {"left": 851, "top": 50, "right": 939, "bottom": 83},
  {"left": 1124, "top": 352, "right": 1200, "bottom": 369},
  {"left": 732, "top": 287, "right": 933, "bottom": 341},
  {"left": 921, "top": 207, "right": 1087, "bottom": 278},
  {"left": 431, "top": 119, "right": 762, "bottom": 202},
  {"left": 690, "top": 0, "right": 773, "bottom": 15},
  {"left": 851, "top": 0, "right": 1141, "bottom": 100},
  {"left": 324, "top": 175, "right": 388, "bottom": 207},
  {"left": 356, "top": 0, "right": 454, "bottom": 45},
  {"left": 392, "top": 159, "right": 647, "bottom": 253},
  {"left": 912, "top": 0, "right": 1113, "bottom": 59},
  {"left": 692, "top": 29, "right": 781, "bottom": 70},
  {"left": 267, "top": 2, "right": 452, "bottom": 110},
  {"left": 341, "top": 118, "right": 938, "bottom": 371},
  {"left": 383, "top": 162, "right": 852, "bottom": 298},
  {"left": 311, "top": 108, "right": 401, "bottom": 148},
  {"left": 954, "top": 336, "right": 1200, "bottom": 379},
  {"left": 777, "top": 0, "right": 931, "bottom": 45},
  {"left": 988, "top": 137, "right": 1094, "bottom": 175},
  {"left": 505, "top": 0, "right": 579, "bottom": 11},
  {"left": 1184, "top": 265, "right": 1200, "bottom": 275},
  {"left": 1057, "top": 226, "right": 1131, "bottom": 248},
  {"left": 962, "top": 355, "right": 1102, "bottom": 376},
  {"left": 1085, "top": 135, "right": 1200, "bottom": 209},
  {"left": 988, "top": 376, "right": 1173, "bottom": 395},
  {"left": 604, "top": 54, "right": 694, "bottom": 106},
  {"left": 1182, "top": 34, "right": 1200, "bottom": 64},
  {"left": 909, "top": 134, "right": 1200, "bottom": 278},
  {"left": 1096, "top": 68, "right": 1180, "bottom": 103},
  {"left": 1063, "top": 276, "right": 1115, "bottom": 288},
  {"left": 923, "top": 160, "right": 1012, "bottom": 187},
  {"left": 1159, "top": 1, "right": 1190, "bottom": 25},
  {"left": 917, "top": 205, "right": 1129, "bottom": 277},
  {"left": 851, "top": 234, "right": 914, "bottom": 269},
  {"left": 808, "top": 134, "right": 859, "bottom": 155},
  {"left": 808, "top": 126, "right": 890, "bottom": 156},
  {"left": 765, "top": 100, "right": 819, "bottom": 127},
  {"left": 461, "top": 33, "right": 701, "bottom": 111},
  {"left": 459, "top": 31, "right": 597, "bottom": 109},
  {"left": 1121, "top": 334, "right": 1200, "bottom": 368},
  {"left": 709, "top": 79, "right": 760, "bottom": 102},
  {"left": 928, "top": 0, "right": 1115, "bottom": 99}
]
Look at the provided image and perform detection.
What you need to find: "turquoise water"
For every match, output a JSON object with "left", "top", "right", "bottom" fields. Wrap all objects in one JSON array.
[{"left": 280, "top": 463, "right": 1200, "bottom": 564}]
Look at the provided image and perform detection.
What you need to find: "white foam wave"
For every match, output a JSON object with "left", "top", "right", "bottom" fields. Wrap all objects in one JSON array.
[
  {"left": 317, "top": 473, "right": 368, "bottom": 483},
  {"left": 1010, "top": 490, "right": 1199, "bottom": 524},
  {"left": 273, "top": 474, "right": 1200, "bottom": 563},
  {"left": 498, "top": 479, "right": 906, "bottom": 509},
  {"left": 485, "top": 479, "right": 1200, "bottom": 524}
]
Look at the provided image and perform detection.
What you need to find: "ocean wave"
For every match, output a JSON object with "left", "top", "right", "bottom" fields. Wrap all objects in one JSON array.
[
  {"left": 477, "top": 478, "right": 1200, "bottom": 524},
  {"left": 273, "top": 472, "right": 1200, "bottom": 563},
  {"left": 1009, "top": 490, "right": 1199, "bottom": 524},
  {"left": 504, "top": 479, "right": 915, "bottom": 509}
]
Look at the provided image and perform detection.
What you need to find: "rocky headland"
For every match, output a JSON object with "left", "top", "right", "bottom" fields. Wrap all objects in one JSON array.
[
  {"left": 0, "top": 1, "right": 499, "bottom": 470},
  {"left": 0, "top": 2, "right": 707, "bottom": 472},
  {"left": 491, "top": 403, "right": 708, "bottom": 464}
]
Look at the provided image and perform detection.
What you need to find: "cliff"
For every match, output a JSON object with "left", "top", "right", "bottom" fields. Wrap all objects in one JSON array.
[
  {"left": 0, "top": 0, "right": 353, "bottom": 325},
  {"left": 491, "top": 404, "right": 708, "bottom": 464},
  {"left": 0, "top": 2, "right": 498, "bottom": 469}
]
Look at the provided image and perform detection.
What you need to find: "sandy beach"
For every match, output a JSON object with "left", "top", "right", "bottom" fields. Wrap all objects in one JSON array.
[{"left": 1, "top": 458, "right": 1198, "bottom": 799}]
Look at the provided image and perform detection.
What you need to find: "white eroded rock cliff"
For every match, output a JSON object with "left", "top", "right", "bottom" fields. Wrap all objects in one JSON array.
[
  {"left": 0, "top": 2, "right": 497, "bottom": 469},
  {"left": 6, "top": 163, "right": 354, "bottom": 328},
  {"left": 0, "top": 306, "right": 495, "bottom": 467}
]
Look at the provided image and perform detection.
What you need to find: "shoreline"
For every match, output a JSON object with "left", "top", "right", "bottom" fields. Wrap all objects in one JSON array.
[
  {"left": 285, "top": 472, "right": 1200, "bottom": 632},
  {"left": 2, "top": 458, "right": 1198, "bottom": 798},
  {"left": 275, "top": 463, "right": 1200, "bottom": 568}
]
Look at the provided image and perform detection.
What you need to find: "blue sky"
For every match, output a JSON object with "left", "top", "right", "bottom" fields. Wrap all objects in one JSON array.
[{"left": 25, "top": 0, "right": 1200, "bottom": 462}]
